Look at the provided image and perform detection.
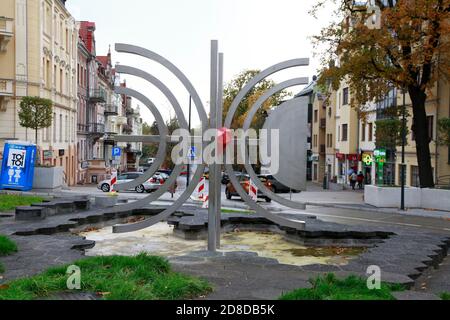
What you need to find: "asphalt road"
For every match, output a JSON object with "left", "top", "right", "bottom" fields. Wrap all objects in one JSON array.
[{"left": 61, "top": 180, "right": 450, "bottom": 235}]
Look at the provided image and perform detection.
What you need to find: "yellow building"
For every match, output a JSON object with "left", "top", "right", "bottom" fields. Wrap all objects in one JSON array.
[
  {"left": 0, "top": 0, "right": 78, "bottom": 186},
  {"left": 392, "top": 79, "right": 450, "bottom": 187}
]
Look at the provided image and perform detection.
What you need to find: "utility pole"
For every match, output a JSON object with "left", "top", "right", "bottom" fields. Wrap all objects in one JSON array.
[
  {"left": 400, "top": 88, "right": 406, "bottom": 211},
  {"left": 186, "top": 96, "right": 192, "bottom": 187}
]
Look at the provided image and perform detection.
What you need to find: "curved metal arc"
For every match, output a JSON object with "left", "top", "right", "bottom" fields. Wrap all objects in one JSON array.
[
  {"left": 225, "top": 164, "right": 305, "bottom": 230},
  {"left": 240, "top": 83, "right": 309, "bottom": 209},
  {"left": 113, "top": 163, "right": 206, "bottom": 233},
  {"left": 113, "top": 86, "right": 168, "bottom": 191},
  {"left": 116, "top": 65, "right": 188, "bottom": 129},
  {"left": 242, "top": 78, "right": 309, "bottom": 130},
  {"left": 115, "top": 43, "right": 208, "bottom": 125},
  {"left": 224, "top": 58, "right": 309, "bottom": 129}
]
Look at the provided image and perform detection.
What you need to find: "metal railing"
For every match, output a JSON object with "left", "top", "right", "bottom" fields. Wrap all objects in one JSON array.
[
  {"left": 104, "top": 104, "right": 119, "bottom": 116},
  {"left": 87, "top": 122, "right": 105, "bottom": 134},
  {"left": 89, "top": 89, "right": 106, "bottom": 102}
]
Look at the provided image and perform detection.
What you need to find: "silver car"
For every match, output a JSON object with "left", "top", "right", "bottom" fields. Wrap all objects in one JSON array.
[{"left": 97, "top": 172, "right": 168, "bottom": 193}]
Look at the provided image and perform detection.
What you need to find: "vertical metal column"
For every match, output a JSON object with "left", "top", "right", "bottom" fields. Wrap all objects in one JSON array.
[
  {"left": 208, "top": 40, "right": 219, "bottom": 251},
  {"left": 216, "top": 52, "right": 224, "bottom": 248}
]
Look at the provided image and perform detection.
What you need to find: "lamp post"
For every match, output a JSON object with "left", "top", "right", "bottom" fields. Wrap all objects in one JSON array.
[
  {"left": 400, "top": 88, "right": 407, "bottom": 211},
  {"left": 186, "top": 96, "right": 192, "bottom": 187}
]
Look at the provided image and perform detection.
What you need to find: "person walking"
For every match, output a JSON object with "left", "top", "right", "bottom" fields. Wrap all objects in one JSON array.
[
  {"left": 350, "top": 171, "right": 357, "bottom": 190},
  {"left": 357, "top": 171, "right": 364, "bottom": 190}
]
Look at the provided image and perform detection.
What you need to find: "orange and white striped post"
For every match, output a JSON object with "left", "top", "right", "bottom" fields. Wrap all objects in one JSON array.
[
  {"left": 249, "top": 179, "right": 258, "bottom": 201},
  {"left": 110, "top": 170, "right": 118, "bottom": 192}
]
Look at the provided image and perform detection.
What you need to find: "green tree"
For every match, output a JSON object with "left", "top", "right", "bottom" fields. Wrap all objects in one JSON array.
[
  {"left": 222, "top": 70, "right": 290, "bottom": 130},
  {"left": 437, "top": 117, "right": 450, "bottom": 146},
  {"left": 18, "top": 97, "right": 53, "bottom": 145},
  {"left": 141, "top": 118, "right": 180, "bottom": 169},
  {"left": 313, "top": 0, "right": 450, "bottom": 188}
]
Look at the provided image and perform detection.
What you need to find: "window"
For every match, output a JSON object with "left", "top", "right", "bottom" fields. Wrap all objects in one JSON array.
[
  {"left": 411, "top": 166, "right": 420, "bottom": 187},
  {"left": 342, "top": 124, "right": 348, "bottom": 141},
  {"left": 313, "top": 134, "right": 318, "bottom": 147},
  {"left": 65, "top": 115, "right": 69, "bottom": 142},
  {"left": 327, "top": 134, "right": 333, "bottom": 148},
  {"left": 427, "top": 116, "right": 434, "bottom": 141},
  {"left": 59, "top": 69, "right": 63, "bottom": 93},
  {"left": 368, "top": 123, "right": 373, "bottom": 142},
  {"left": 361, "top": 122, "right": 366, "bottom": 141},
  {"left": 337, "top": 126, "right": 340, "bottom": 142},
  {"left": 59, "top": 114, "right": 63, "bottom": 142},
  {"left": 53, "top": 112, "right": 57, "bottom": 142},
  {"left": 343, "top": 88, "right": 349, "bottom": 105},
  {"left": 314, "top": 110, "right": 318, "bottom": 123},
  {"left": 46, "top": 60, "right": 51, "bottom": 89}
]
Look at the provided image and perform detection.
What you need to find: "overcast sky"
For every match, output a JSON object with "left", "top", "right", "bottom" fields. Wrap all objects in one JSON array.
[{"left": 67, "top": 0, "right": 335, "bottom": 127}]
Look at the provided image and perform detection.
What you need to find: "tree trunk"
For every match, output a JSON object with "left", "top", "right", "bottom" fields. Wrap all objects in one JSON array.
[{"left": 408, "top": 86, "right": 435, "bottom": 188}]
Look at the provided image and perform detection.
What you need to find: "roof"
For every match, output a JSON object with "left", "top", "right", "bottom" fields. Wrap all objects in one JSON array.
[
  {"left": 79, "top": 21, "right": 96, "bottom": 54},
  {"left": 294, "top": 79, "right": 317, "bottom": 98}
]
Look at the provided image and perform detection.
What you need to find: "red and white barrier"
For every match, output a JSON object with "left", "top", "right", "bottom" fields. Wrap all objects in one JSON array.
[
  {"left": 110, "top": 170, "right": 118, "bottom": 192},
  {"left": 190, "top": 177, "right": 208, "bottom": 202},
  {"left": 249, "top": 179, "right": 258, "bottom": 201}
]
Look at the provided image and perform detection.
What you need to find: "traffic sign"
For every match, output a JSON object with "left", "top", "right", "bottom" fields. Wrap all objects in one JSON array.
[{"left": 112, "top": 147, "right": 121, "bottom": 157}]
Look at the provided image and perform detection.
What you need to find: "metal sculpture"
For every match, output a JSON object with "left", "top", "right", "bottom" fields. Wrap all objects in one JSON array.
[{"left": 110, "top": 41, "right": 311, "bottom": 252}]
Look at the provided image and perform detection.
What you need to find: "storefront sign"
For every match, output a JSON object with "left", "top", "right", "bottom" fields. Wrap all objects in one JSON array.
[
  {"left": 347, "top": 154, "right": 359, "bottom": 161},
  {"left": 362, "top": 153, "right": 373, "bottom": 166},
  {"left": 43, "top": 150, "right": 53, "bottom": 160},
  {"left": 336, "top": 153, "right": 345, "bottom": 160}
]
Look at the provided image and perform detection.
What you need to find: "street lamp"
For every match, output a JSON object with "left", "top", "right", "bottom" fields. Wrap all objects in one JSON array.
[
  {"left": 186, "top": 96, "right": 192, "bottom": 187},
  {"left": 400, "top": 88, "right": 407, "bottom": 211}
]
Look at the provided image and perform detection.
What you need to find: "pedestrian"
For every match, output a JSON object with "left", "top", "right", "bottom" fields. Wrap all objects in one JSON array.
[
  {"left": 350, "top": 172, "right": 357, "bottom": 190},
  {"left": 357, "top": 171, "right": 364, "bottom": 189}
]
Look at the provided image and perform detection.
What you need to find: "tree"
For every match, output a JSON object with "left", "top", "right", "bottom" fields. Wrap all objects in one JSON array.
[
  {"left": 222, "top": 70, "right": 290, "bottom": 130},
  {"left": 437, "top": 117, "right": 450, "bottom": 146},
  {"left": 141, "top": 118, "right": 180, "bottom": 169},
  {"left": 313, "top": 0, "right": 450, "bottom": 188},
  {"left": 18, "top": 97, "right": 53, "bottom": 145}
]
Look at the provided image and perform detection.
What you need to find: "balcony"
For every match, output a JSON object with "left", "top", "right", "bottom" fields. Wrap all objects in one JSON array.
[
  {"left": 125, "top": 107, "right": 135, "bottom": 115},
  {"left": 77, "top": 124, "right": 88, "bottom": 133},
  {"left": 88, "top": 123, "right": 105, "bottom": 135},
  {"left": 104, "top": 104, "right": 118, "bottom": 116},
  {"left": 88, "top": 89, "right": 106, "bottom": 103},
  {"left": 0, "top": 78, "right": 13, "bottom": 111},
  {"left": 0, "top": 17, "right": 13, "bottom": 52}
]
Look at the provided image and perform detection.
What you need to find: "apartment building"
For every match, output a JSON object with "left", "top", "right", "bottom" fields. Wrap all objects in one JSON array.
[
  {"left": 0, "top": 0, "right": 78, "bottom": 186},
  {"left": 311, "top": 91, "right": 327, "bottom": 183}
]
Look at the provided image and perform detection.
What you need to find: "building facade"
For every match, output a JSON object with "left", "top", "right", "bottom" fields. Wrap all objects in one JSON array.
[{"left": 0, "top": 0, "right": 78, "bottom": 186}]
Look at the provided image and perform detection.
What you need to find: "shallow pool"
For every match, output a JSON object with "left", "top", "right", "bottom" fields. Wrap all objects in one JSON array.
[{"left": 80, "top": 223, "right": 365, "bottom": 267}]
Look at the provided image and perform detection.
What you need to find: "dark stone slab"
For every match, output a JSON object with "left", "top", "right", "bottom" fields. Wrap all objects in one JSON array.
[
  {"left": 392, "top": 291, "right": 441, "bottom": 300},
  {"left": 15, "top": 206, "right": 46, "bottom": 221}
]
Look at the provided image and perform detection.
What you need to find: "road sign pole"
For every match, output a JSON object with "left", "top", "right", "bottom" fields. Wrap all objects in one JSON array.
[{"left": 215, "top": 52, "right": 224, "bottom": 248}]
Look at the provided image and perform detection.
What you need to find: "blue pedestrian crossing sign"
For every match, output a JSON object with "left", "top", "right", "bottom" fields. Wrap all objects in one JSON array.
[
  {"left": 112, "top": 147, "right": 121, "bottom": 157},
  {"left": 188, "top": 146, "right": 196, "bottom": 160}
]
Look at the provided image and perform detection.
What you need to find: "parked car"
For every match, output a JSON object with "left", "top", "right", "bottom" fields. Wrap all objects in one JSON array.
[
  {"left": 97, "top": 172, "right": 145, "bottom": 193},
  {"left": 225, "top": 174, "right": 273, "bottom": 202},
  {"left": 258, "top": 174, "right": 299, "bottom": 193},
  {"left": 97, "top": 171, "right": 174, "bottom": 194},
  {"left": 221, "top": 171, "right": 245, "bottom": 185}
]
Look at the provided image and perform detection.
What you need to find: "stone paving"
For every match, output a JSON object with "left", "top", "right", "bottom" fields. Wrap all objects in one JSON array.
[{"left": 0, "top": 196, "right": 449, "bottom": 300}]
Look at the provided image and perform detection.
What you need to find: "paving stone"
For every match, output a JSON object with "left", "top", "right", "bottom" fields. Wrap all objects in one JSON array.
[{"left": 392, "top": 291, "right": 441, "bottom": 300}]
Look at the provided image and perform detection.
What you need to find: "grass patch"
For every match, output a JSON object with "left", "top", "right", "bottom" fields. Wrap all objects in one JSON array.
[
  {"left": 221, "top": 208, "right": 255, "bottom": 215},
  {"left": 0, "top": 235, "right": 18, "bottom": 274},
  {"left": 0, "top": 194, "right": 44, "bottom": 212},
  {"left": 279, "top": 273, "right": 405, "bottom": 300},
  {"left": 441, "top": 292, "right": 450, "bottom": 300},
  {"left": 0, "top": 253, "right": 211, "bottom": 300},
  {"left": 0, "top": 235, "right": 17, "bottom": 256}
]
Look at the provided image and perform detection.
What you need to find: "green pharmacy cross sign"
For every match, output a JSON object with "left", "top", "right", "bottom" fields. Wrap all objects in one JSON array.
[{"left": 374, "top": 149, "right": 387, "bottom": 186}]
